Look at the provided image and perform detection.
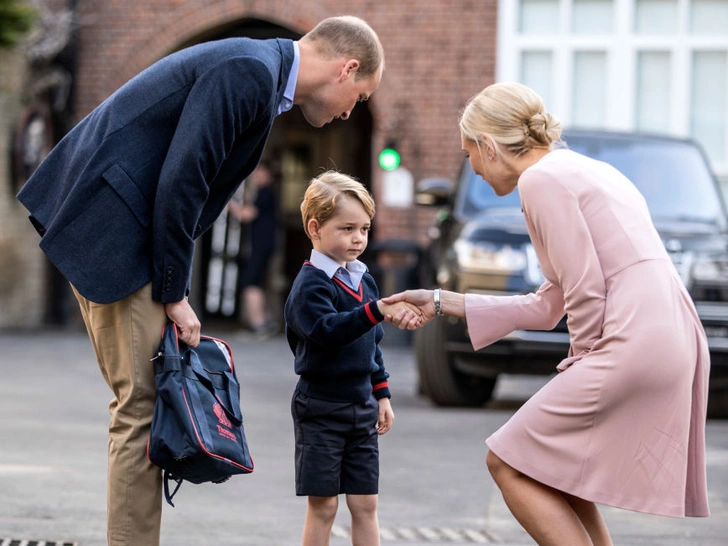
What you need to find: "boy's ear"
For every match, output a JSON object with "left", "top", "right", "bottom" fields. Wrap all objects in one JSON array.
[{"left": 307, "top": 219, "right": 320, "bottom": 239}]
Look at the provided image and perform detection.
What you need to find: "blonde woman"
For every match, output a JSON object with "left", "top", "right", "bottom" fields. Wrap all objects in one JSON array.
[{"left": 385, "top": 82, "right": 710, "bottom": 546}]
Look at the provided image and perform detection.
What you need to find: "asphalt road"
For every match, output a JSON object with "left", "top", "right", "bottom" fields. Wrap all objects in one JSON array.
[{"left": 1, "top": 326, "right": 727, "bottom": 546}]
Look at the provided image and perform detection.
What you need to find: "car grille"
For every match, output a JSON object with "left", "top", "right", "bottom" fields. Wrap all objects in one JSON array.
[
  {"left": 692, "top": 284, "right": 728, "bottom": 303},
  {"left": 669, "top": 250, "right": 728, "bottom": 302}
]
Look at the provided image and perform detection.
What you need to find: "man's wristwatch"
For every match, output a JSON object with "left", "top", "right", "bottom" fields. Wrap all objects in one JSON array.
[{"left": 433, "top": 288, "right": 442, "bottom": 316}]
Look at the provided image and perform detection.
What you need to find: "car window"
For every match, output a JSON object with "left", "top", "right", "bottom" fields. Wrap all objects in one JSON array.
[
  {"left": 456, "top": 161, "right": 521, "bottom": 218},
  {"left": 456, "top": 134, "right": 727, "bottom": 229},
  {"left": 565, "top": 134, "right": 726, "bottom": 226}
]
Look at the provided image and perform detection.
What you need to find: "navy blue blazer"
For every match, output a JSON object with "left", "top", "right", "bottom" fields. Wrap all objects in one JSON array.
[{"left": 17, "top": 38, "right": 294, "bottom": 304}]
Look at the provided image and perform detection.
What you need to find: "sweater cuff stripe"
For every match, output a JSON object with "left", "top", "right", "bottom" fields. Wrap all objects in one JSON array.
[
  {"left": 365, "top": 301, "right": 383, "bottom": 324},
  {"left": 372, "top": 381, "right": 389, "bottom": 391}
]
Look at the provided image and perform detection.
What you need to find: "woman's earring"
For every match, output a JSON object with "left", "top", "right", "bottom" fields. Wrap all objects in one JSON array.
[{"left": 488, "top": 155, "right": 493, "bottom": 161}]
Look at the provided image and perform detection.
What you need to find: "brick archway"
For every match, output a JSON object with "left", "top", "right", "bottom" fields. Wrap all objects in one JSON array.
[{"left": 75, "top": 1, "right": 327, "bottom": 117}]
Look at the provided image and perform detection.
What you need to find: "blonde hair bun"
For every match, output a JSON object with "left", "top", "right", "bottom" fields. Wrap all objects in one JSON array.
[{"left": 460, "top": 82, "right": 562, "bottom": 157}]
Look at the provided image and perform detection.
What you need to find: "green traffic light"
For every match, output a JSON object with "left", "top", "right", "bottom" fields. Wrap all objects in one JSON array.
[{"left": 378, "top": 148, "right": 401, "bottom": 171}]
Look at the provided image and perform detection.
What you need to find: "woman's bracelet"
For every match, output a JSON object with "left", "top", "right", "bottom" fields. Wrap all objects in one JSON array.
[{"left": 433, "top": 288, "right": 442, "bottom": 316}]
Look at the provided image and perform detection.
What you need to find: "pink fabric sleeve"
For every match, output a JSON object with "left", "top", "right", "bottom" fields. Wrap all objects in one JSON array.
[
  {"left": 465, "top": 281, "right": 565, "bottom": 350},
  {"left": 518, "top": 168, "right": 606, "bottom": 361}
]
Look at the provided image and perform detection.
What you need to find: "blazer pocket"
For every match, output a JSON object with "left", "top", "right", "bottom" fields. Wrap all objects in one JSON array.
[{"left": 102, "top": 164, "right": 151, "bottom": 228}]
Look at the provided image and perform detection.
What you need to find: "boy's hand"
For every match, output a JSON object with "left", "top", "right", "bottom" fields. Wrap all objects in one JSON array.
[
  {"left": 376, "top": 397, "right": 394, "bottom": 435},
  {"left": 377, "top": 300, "right": 422, "bottom": 329}
]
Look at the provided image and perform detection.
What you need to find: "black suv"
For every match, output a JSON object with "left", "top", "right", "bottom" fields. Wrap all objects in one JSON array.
[{"left": 415, "top": 130, "right": 728, "bottom": 417}]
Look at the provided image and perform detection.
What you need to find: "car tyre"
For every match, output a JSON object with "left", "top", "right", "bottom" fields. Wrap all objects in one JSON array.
[
  {"left": 707, "top": 370, "right": 728, "bottom": 419},
  {"left": 414, "top": 319, "right": 496, "bottom": 407}
]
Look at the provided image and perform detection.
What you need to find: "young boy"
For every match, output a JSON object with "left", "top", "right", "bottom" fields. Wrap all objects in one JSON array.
[{"left": 284, "top": 171, "right": 421, "bottom": 546}]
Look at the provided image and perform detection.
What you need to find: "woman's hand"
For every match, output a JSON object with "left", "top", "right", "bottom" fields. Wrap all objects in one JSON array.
[
  {"left": 377, "top": 300, "right": 423, "bottom": 329},
  {"left": 382, "top": 289, "right": 436, "bottom": 329}
]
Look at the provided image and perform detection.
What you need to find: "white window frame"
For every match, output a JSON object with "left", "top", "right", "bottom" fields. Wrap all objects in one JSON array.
[{"left": 497, "top": 0, "right": 728, "bottom": 181}]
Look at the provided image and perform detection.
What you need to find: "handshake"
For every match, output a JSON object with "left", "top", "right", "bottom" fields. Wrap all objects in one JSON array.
[{"left": 376, "top": 289, "right": 449, "bottom": 330}]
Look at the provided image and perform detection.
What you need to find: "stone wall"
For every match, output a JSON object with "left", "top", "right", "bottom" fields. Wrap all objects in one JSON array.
[{"left": 0, "top": 50, "right": 47, "bottom": 328}]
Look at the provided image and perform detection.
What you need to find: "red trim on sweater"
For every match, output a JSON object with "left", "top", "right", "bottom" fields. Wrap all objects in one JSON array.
[
  {"left": 333, "top": 276, "right": 363, "bottom": 302},
  {"left": 372, "top": 381, "right": 389, "bottom": 392},
  {"left": 364, "top": 301, "right": 380, "bottom": 324}
]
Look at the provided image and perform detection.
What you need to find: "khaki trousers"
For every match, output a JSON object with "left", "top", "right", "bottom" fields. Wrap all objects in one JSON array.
[{"left": 72, "top": 283, "right": 167, "bottom": 546}]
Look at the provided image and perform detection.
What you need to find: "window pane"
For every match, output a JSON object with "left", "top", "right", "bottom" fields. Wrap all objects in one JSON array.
[
  {"left": 520, "top": 0, "right": 559, "bottom": 34},
  {"left": 634, "top": 0, "right": 677, "bottom": 34},
  {"left": 521, "top": 51, "right": 554, "bottom": 109},
  {"left": 691, "top": 52, "right": 727, "bottom": 162},
  {"left": 572, "top": 51, "right": 607, "bottom": 128},
  {"left": 691, "top": 0, "right": 728, "bottom": 35},
  {"left": 573, "top": 0, "right": 613, "bottom": 34},
  {"left": 635, "top": 52, "right": 671, "bottom": 133}
]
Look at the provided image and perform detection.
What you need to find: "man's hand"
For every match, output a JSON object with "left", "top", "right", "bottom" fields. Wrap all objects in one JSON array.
[{"left": 164, "top": 298, "right": 201, "bottom": 347}]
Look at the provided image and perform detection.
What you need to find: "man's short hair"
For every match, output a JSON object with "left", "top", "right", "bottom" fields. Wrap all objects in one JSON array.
[{"left": 302, "top": 16, "right": 384, "bottom": 79}]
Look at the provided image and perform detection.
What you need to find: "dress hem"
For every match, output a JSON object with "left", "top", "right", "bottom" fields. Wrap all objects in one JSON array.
[{"left": 485, "top": 437, "right": 710, "bottom": 518}]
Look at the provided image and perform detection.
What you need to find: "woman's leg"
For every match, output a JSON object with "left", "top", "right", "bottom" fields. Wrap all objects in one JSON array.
[
  {"left": 346, "top": 494, "right": 380, "bottom": 546},
  {"left": 302, "top": 495, "right": 339, "bottom": 546},
  {"left": 486, "top": 450, "right": 612, "bottom": 546},
  {"left": 244, "top": 285, "right": 268, "bottom": 330},
  {"left": 563, "top": 492, "right": 613, "bottom": 546}
]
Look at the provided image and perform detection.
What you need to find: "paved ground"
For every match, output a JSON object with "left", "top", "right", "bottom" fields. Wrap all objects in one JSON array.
[{"left": 1, "top": 326, "right": 727, "bottom": 545}]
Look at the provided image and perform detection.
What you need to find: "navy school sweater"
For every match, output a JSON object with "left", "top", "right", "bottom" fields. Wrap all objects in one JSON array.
[{"left": 284, "top": 262, "right": 391, "bottom": 403}]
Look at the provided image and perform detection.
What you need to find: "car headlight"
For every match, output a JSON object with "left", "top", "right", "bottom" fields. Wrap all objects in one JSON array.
[
  {"left": 692, "top": 255, "right": 728, "bottom": 283},
  {"left": 453, "top": 240, "right": 527, "bottom": 273}
]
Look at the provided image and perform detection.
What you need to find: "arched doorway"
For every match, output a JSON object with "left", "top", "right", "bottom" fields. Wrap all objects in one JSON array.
[{"left": 191, "top": 18, "right": 374, "bottom": 329}]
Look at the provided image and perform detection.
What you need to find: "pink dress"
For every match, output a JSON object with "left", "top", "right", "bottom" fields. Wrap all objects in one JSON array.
[{"left": 465, "top": 149, "right": 710, "bottom": 517}]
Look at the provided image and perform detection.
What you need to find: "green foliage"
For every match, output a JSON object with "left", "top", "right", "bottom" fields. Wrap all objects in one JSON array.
[{"left": 0, "top": 0, "right": 36, "bottom": 49}]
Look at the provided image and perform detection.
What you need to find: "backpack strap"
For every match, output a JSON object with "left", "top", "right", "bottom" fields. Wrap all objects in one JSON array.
[{"left": 163, "top": 470, "right": 184, "bottom": 507}]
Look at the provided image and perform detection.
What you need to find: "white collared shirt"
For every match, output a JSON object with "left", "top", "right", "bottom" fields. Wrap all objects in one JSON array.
[
  {"left": 309, "top": 249, "right": 368, "bottom": 291},
  {"left": 277, "top": 41, "right": 299, "bottom": 116}
]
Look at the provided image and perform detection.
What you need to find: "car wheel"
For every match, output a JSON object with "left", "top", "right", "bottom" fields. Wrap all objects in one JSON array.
[
  {"left": 414, "top": 319, "right": 496, "bottom": 407},
  {"left": 707, "top": 370, "right": 728, "bottom": 419}
]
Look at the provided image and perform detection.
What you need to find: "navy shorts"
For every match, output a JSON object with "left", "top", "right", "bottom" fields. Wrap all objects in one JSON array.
[{"left": 291, "top": 390, "right": 379, "bottom": 497}]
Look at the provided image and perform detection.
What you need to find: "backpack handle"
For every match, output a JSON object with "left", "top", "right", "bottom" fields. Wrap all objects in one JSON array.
[
  {"left": 162, "top": 322, "right": 243, "bottom": 425},
  {"left": 188, "top": 350, "right": 243, "bottom": 425}
]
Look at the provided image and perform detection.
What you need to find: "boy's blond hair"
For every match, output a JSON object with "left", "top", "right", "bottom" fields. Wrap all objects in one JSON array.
[{"left": 301, "top": 171, "right": 375, "bottom": 240}]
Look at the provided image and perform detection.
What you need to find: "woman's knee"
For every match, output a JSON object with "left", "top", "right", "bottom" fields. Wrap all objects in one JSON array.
[{"left": 486, "top": 450, "right": 513, "bottom": 480}]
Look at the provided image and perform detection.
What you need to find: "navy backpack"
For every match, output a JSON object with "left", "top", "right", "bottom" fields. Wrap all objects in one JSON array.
[{"left": 147, "top": 323, "right": 254, "bottom": 506}]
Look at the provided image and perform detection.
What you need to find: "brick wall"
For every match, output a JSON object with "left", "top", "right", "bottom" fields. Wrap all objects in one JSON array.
[
  {"left": 1, "top": 0, "right": 497, "bottom": 327},
  {"left": 72, "top": 0, "right": 497, "bottom": 243}
]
